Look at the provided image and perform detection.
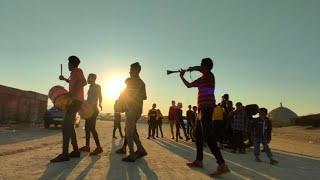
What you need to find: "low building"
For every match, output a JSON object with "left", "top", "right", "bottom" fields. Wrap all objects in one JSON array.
[
  {"left": 268, "top": 103, "right": 298, "bottom": 127},
  {"left": 0, "top": 85, "right": 48, "bottom": 124}
]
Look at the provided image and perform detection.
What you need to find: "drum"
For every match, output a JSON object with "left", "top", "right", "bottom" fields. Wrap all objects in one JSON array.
[
  {"left": 48, "top": 86, "right": 72, "bottom": 111},
  {"left": 78, "top": 101, "right": 95, "bottom": 119}
]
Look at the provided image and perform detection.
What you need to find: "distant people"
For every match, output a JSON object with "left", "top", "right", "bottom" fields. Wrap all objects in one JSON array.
[
  {"left": 113, "top": 101, "right": 124, "bottom": 139},
  {"left": 51, "top": 56, "right": 87, "bottom": 162},
  {"left": 251, "top": 108, "right": 278, "bottom": 165},
  {"left": 231, "top": 102, "right": 248, "bottom": 154},
  {"left": 176, "top": 102, "right": 190, "bottom": 142},
  {"left": 147, "top": 103, "right": 157, "bottom": 139},
  {"left": 78, "top": 73, "right": 103, "bottom": 155},
  {"left": 179, "top": 58, "right": 230, "bottom": 177},
  {"left": 186, "top": 105, "right": 193, "bottom": 138},
  {"left": 156, "top": 109, "right": 164, "bottom": 138},
  {"left": 115, "top": 62, "right": 147, "bottom": 162},
  {"left": 168, "top": 100, "right": 178, "bottom": 139}
]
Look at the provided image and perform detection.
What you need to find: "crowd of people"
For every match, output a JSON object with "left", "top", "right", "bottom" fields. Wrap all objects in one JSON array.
[{"left": 50, "top": 56, "right": 278, "bottom": 178}]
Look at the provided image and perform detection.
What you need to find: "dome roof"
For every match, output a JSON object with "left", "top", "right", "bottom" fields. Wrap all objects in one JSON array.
[{"left": 268, "top": 103, "right": 298, "bottom": 127}]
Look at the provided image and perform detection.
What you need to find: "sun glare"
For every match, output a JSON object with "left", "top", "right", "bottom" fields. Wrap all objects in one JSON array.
[{"left": 105, "top": 76, "right": 126, "bottom": 100}]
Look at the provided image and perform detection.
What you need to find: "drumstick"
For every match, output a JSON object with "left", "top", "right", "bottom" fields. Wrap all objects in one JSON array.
[{"left": 60, "top": 64, "right": 62, "bottom": 76}]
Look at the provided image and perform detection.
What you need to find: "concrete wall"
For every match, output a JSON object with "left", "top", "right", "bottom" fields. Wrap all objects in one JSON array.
[{"left": 0, "top": 85, "right": 48, "bottom": 124}]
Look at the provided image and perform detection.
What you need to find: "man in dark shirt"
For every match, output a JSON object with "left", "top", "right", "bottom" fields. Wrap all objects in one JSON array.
[
  {"left": 147, "top": 103, "right": 157, "bottom": 139},
  {"left": 251, "top": 108, "right": 278, "bottom": 165},
  {"left": 117, "top": 62, "right": 147, "bottom": 162}
]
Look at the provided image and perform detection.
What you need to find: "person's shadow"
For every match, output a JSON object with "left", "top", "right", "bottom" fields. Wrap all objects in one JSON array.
[
  {"left": 39, "top": 156, "right": 84, "bottom": 180},
  {"left": 106, "top": 138, "right": 158, "bottom": 180}
]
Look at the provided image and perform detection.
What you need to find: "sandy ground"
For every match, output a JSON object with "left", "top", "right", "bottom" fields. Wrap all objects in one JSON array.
[{"left": 0, "top": 120, "right": 320, "bottom": 180}]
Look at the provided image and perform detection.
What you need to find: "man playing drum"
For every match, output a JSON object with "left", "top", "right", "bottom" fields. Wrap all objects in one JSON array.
[
  {"left": 50, "top": 56, "right": 87, "bottom": 163},
  {"left": 79, "top": 73, "right": 103, "bottom": 155}
]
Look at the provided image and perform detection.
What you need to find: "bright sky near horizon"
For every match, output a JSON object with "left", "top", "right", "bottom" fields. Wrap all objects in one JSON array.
[{"left": 0, "top": 0, "right": 319, "bottom": 116}]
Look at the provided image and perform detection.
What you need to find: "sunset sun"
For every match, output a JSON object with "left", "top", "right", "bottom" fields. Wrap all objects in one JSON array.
[{"left": 105, "top": 76, "right": 126, "bottom": 100}]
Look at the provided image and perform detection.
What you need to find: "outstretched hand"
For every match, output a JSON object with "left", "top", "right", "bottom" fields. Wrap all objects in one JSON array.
[{"left": 179, "top": 69, "right": 186, "bottom": 77}]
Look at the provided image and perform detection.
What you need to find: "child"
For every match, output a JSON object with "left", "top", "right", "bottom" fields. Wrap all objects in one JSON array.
[
  {"left": 251, "top": 108, "right": 278, "bottom": 165},
  {"left": 156, "top": 109, "right": 164, "bottom": 138}
]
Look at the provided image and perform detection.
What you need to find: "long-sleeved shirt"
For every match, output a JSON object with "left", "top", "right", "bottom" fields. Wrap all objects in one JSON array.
[
  {"left": 233, "top": 109, "right": 248, "bottom": 131},
  {"left": 251, "top": 117, "right": 272, "bottom": 140}
]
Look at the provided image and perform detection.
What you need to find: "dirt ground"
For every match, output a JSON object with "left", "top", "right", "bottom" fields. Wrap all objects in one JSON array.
[{"left": 0, "top": 121, "right": 320, "bottom": 180}]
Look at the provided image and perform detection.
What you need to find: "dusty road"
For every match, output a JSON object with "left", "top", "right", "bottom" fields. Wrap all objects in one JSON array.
[{"left": 0, "top": 120, "right": 320, "bottom": 180}]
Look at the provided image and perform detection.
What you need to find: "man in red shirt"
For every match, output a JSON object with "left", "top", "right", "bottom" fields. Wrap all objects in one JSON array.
[
  {"left": 179, "top": 58, "right": 230, "bottom": 177},
  {"left": 51, "top": 56, "right": 87, "bottom": 162},
  {"left": 168, "top": 100, "right": 178, "bottom": 139}
]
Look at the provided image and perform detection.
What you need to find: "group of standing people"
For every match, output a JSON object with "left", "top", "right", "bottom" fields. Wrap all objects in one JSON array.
[
  {"left": 50, "top": 56, "right": 277, "bottom": 177},
  {"left": 147, "top": 103, "right": 164, "bottom": 139},
  {"left": 216, "top": 94, "right": 279, "bottom": 165}
]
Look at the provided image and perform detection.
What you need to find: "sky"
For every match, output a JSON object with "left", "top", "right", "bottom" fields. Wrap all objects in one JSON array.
[{"left": 0, "top": 0, "right": 319, "bottom": 116}]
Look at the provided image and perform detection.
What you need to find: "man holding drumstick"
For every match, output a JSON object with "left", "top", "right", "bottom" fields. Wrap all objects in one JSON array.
[
  {"left": 51, "top": 56, "right": 87, "bottom": 162},
  {"left": 179, "top": 58, "right": 230, "bottom": 177}
]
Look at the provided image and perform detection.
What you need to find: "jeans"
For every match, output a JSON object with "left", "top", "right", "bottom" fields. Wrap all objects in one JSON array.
[
  {"left": 85, "top": 109, "right": 100, "bottom": 147},
  {"left": 195, "top": 107, "right": 225, "bottom": 164},
  {"left": 125, "top": 111, "right": 145, "bottom": 155},
  {"left": 62, "top": 100, "right": 81, "bottom": 154},
  {"left": 253, "top": 137, "right": 273, "bottom": 159}
]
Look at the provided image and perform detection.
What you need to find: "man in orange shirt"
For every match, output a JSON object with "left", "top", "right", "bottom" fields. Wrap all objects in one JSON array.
[{"left": 51, "top": 56, "right": 87, "bottom": 163}]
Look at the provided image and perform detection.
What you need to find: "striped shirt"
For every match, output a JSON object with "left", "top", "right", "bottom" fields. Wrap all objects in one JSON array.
[{"left": 190, "top": 71, "right": 215, "bottom": 109}]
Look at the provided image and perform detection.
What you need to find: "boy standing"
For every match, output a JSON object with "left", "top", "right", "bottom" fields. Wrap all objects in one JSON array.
[{"left": 252, "top": 108, "right": 278, "bottom": 165}]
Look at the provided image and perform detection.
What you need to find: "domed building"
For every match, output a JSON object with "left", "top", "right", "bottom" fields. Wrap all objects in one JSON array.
[{"left": 268, "top": 103, "right": 299, "bottom": 127}]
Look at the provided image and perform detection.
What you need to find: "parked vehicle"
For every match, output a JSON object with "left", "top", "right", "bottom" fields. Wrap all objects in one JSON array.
[{"left": 43, "top": 107, "right": 80, "bottom": 128}]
